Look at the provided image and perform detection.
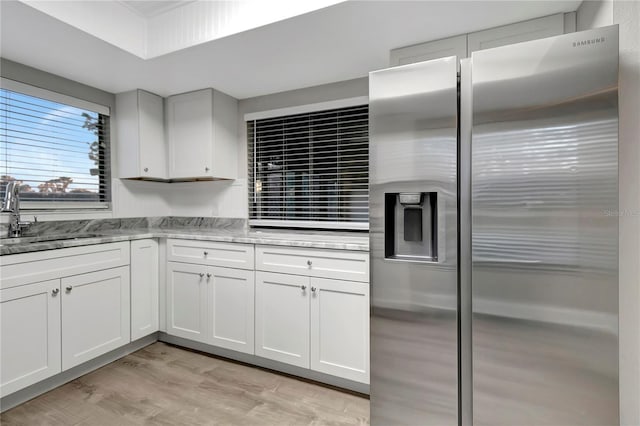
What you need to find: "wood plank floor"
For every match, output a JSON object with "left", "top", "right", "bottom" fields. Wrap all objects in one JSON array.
[{"left": 0, "top": 342, "right": 370, "bottom": 426}]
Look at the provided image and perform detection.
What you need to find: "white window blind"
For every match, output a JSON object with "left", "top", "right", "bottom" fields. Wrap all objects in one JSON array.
[
  {"left": 248, "top": 104, "right": 369, "bottom": 229},
  {"left": 0, "top": 82, "right": 111, "bottom": 208}
]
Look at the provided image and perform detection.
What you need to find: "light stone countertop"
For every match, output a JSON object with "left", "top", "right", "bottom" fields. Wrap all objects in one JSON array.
[{"left": 0, "top": 227, "right": 370, "bottom": 256}]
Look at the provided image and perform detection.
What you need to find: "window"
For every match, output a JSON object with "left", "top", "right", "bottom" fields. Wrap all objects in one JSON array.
[
  {"left": 248, "top": 103, "right": 368, "bottom": 230},
  {"left": 0, "top": 79, "right": 111, "bottom": 208}
]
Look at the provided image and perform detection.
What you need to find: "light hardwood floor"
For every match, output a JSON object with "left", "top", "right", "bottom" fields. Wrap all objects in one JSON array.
[{"left": 0, "top": 342, "right": 370, "bottom": 426}]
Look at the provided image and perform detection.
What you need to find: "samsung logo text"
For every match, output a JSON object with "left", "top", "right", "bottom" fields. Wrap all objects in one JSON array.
[{"left": 573, "top": 37, "right": 605, "bottom": 47}]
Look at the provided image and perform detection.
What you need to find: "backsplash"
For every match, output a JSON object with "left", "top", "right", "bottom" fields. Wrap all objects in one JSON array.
[{"left": 1, "top": 217, "right": 247, "bottom": 238}]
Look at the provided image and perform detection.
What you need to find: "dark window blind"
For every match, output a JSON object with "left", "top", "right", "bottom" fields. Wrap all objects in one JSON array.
[
  {"left": 0, "top": 87, "right": 111, "bottom": 206},
  {"left": 248, "top": 104, "right": 368, "bottom": 229}
]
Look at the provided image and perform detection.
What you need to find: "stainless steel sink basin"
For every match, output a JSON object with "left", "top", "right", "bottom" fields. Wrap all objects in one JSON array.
[{"left": 0, "top": 233, "right": 103, "bottom": 245}]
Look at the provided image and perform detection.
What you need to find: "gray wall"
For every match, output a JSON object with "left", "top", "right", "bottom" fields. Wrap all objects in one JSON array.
[{"left": 1, "top": 58, "right": 115, "bottom": 108}]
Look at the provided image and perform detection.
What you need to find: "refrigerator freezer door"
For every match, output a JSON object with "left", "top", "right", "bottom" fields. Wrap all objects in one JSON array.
[
  {"left": 369, "top": 57, "right": 458, "bottom": 425},
  {"left": 471, "top": 26, "right": 619, "bottom": 425}
]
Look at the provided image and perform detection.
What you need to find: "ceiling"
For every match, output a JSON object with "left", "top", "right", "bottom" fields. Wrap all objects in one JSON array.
[
  {"left": 119, "top": 1, "right": 194, "bottom": 18},
  {"left": 0, "top": 1, "right": 582, "bottom": 100}
]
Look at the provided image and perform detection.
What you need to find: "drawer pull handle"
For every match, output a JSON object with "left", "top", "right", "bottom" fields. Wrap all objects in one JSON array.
[
  {"left": 204, "top": 251, "right": 209, "bottom": 256},
  {"left": 301, "top": 285, "right": 307, "bottom": 291},
  {"left": 199, "top": 273, "right": 205, "bottom": 278},
  {"left": 51, "top": 288, "right": 59, "bottom": 296},
  {"left": 307, "top": 260, "right": 312, "bottom": 267},
  {"left": 311, "top": 287, "right": 317, "bottom": 293},
  {"left": 206, "top": 273, "right": 212, "bottom": 279},
  {"left": 65, "top": 286, "right": 73, "bottom": 293}
]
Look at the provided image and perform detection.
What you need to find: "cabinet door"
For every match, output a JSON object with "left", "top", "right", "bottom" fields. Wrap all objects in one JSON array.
[
  {"left": 131, "top": 239, "right": 159, "bottom": 340},
  {"left": 61, "top": 267, "right": 130, "bottom": 370},
  {"left": 137, "top": 90, "right": 166, "bottom": 178},
  {"left": 255, "top": 272, "right": 309, "bottom": 368},
  {"left": 166, "top": 262, "right": 207, "bottom": 343},
  {"left": 310, "top": 278, "right": 370, "bottom": 383},
  {"left": 115, "top": 89, "right": 166, "bottom": 179},
  {"left": 167, "top": 89, "right": 213, "bottom": 179},
  {"left": 0, "top": 280, "right": 61, "bottom": 397},
  {"left": 207, "top": 267, "right": 254, "bottom": 354}
]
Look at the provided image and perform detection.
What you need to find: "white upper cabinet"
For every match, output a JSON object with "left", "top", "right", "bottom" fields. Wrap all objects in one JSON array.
[
  {"left": 116, "top": 90, "right": 167, "bottom": 179},
  {"left": 166, "top": 88, "right": 238, "bottom": 180}
]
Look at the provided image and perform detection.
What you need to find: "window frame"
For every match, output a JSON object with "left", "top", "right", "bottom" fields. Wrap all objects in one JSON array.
[
  {"left": 246, "top": 97, "right": 369, "bottom": 231},
  {"left": 0, "top": 77, "right": 112, "bottom": 211}
]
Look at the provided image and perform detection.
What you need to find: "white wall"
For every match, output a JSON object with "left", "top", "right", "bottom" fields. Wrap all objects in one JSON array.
[
  {"left": 577, "top": 0, "right": 614, "bottom": 30},
  {"left": 612, "top": 1, "right": 640, "bottom": 424}
]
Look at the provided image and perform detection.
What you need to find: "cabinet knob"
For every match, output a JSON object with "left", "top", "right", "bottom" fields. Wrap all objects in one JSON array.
[
  {"left": 311, "top": 287, "right": 317, "bottom": 293},
  {"left": 199, "top": 273, "right": 205, "bottom": 278},
  {"left": 307, "top": 260, "right": 312, "bottom": 267},
  {"left": 144, "top": 167, "right": 149, "bottom": 172},
  {"left": 51, "top": 288, "right": 59, "bottom": 296},
  {"left": 301, "top": 285, "right": 307, "bottom": 291},
  {"left": 205, "top": 167, "right": 210, "bottom": 172},
  {"left": 206, "top": 273, "right": 212, "bottom": 279},
  {"left": 65, "top": 286, "right": 73, "bottom": 293},
  {"left": 204, "top": 251, "right": 209, "bottom": 256}
]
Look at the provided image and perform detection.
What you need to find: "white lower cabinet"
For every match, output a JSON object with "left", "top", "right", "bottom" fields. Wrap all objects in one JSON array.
[
  {"left": 0, "top": 279, "right": 62, "bottom": 397},
  {"left": 255, "top": 272, "right": 370, "bottom": 383},
  {"left": 310, "top": 278, "right": 370, "bottom": 383},
  {"left": 255, "top": 271, "right": 310, "bottom": 368},
  {"left": 131, "top": 239, "right": 159, "bottom": 340},
  {"left": 166, "top": 262, "right": 208, "bottom": 343},
  {"left": 207, "top": 267, "right": 254, "bottom": 353},
  {"left": 167, "top": 261, "right": 255, "bottom": 354},
  {"left": 61, "top": 266, "right": 131, "bottom": 370}
]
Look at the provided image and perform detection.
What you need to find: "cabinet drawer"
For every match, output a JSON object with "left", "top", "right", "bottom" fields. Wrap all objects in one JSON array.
[
  {"left": 255, "top": 246, "right": 369, "bottom": 283},
  {"left": 0, "top": 242, "right": 130, "bottom": 290},
  {"left": 167, "top": 239, "right": 254, "bottom": 270}
]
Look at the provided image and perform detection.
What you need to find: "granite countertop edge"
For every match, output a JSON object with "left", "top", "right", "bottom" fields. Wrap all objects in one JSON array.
[{"left": 0, "top": 229, "right": 370, "bottom": 256}]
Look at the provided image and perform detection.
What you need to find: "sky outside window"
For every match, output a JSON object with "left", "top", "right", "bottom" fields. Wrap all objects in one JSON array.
[{"left": 0, "top": 88, "right": 104, "bottom": 201}]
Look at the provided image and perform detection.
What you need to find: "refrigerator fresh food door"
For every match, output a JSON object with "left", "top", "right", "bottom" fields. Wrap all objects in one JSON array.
[
  {"left": 369, "top": 56, "right": 458, "bottom": 425},
  {"left": 471, "top": 25, "right": 619, "bottom": 425}
]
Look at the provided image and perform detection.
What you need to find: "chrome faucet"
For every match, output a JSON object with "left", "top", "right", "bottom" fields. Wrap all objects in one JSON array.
[{"left": 2, "top": 181, "right": 31, "bottom": 238}]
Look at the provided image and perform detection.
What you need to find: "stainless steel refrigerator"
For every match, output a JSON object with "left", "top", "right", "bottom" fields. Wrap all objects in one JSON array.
[{"left": 369, "top": 25, "right": 619, "bottom": 425}]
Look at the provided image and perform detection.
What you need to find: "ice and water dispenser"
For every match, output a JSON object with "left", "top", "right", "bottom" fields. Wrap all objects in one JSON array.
[{"left": 384, "top": 192, "right": 438, "bottom": 262}]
